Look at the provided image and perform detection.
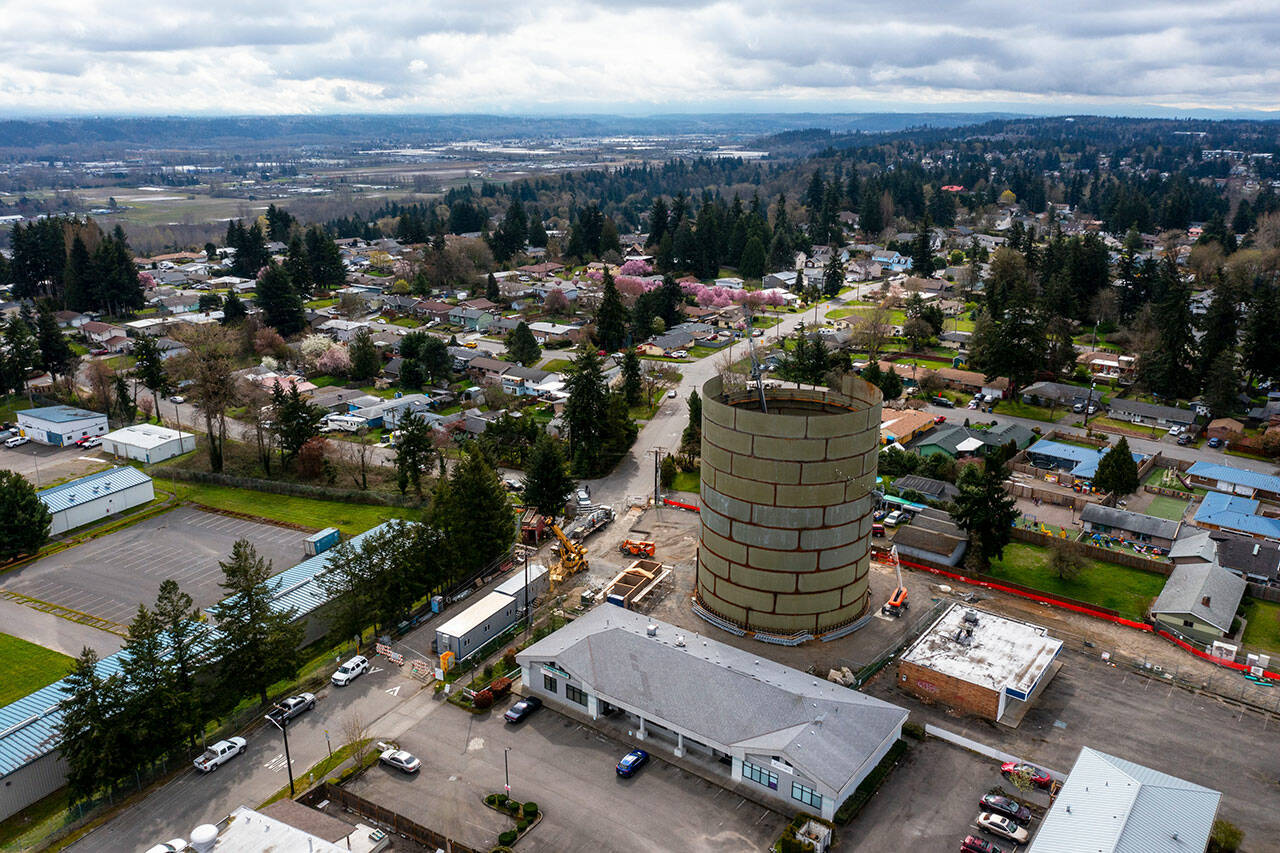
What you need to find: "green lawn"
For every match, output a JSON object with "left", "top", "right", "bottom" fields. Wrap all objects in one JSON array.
[
  {"left": 1242, "top": 600, "right": 1280, "bottom": 656},
  {"left": 985, "top": 543, "right": 1167, "bottom": 620},
  {"left": 686, "top": 345, "right": 720, "bottom": 360},
  {"left": 1144, "top": 496, "right": 1189, "bottom": 521},
  {"left": 155, "top": 478, "right": 414, "bottom": 535},
  {"left": 0, "top": 634, "right": 75, "bottom": 706},
  {"left": 305, "top": 297, "right": 338, "bottom": 309},
  {"left": 540, "top": 358, "right": 574, "bottom": 373},
  {"left": 994, "top": 399, "right": 1062, "bottom": 423},
  {"left": 669, "top": 471, "right": 701, "bottom": 493}
]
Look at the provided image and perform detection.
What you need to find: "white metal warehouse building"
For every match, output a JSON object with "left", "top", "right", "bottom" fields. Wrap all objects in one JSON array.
[
  {"left": 101, "top": 423, "right": 196, "bottom": 464},
  {"left": 16, "top": 405, "right": 107, "bottom": 446},
  {"left": 517, "top": 607, "right": 908, "bottom": 820},
  {"left": 37, "top": 466, "right": 155, "bottom": 535}
]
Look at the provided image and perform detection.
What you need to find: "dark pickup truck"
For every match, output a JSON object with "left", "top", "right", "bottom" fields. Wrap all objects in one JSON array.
[{"left": 266, "top": 693, "right": 316, "bottom": 725}]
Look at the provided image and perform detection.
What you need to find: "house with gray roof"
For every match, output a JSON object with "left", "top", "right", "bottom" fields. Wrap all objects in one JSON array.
[
  {"left": 1080, "top": 504, "right": 1181, "bottom": 550},
  {"left": 1106, "top": 398, "right": 1197, "bottom": 429},
  {"left": 516, "top": 606, "right": 907, "bottom": 821},
  {"left": 1027, "top": 746, "right": 1220, "bottom": 853},
  {"left": 1021, "top": 380, "right": 1089, "bottom": 408},
  {"left": 892, "top": 474, "right": 959, "bottom": 503},
  {"left": 1150, "top": 561, "right": 1246, "bottom": 643},
  {"left": 912, "top": 422, "right": 1034, "bottom": 459}
]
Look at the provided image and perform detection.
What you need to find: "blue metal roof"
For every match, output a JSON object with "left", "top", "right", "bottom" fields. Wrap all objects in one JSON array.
[
  {"left": 0, "top": 521, "right": 400, "bottom": 778},
  {"left": 1026, "top": 439, "right": 1143, "bottom": 480},
  {"left": 18, "top": 405, "right": 104, "bottom": 425},
  {"left": 1194, "top": 491, "right": 1280, "bottom": 538},
  {"left": 37, "top": 467, "right": 153, "bottom": 514},
  {"left": 1187, "top": 461, "right": 1280, "bottom": 495}
]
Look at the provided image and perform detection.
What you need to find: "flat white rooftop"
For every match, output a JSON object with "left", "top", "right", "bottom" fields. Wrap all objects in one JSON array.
[
  {"left": 102, "top": 423, "right": 194, "bottom": 449},
  {"left": 436, "top": 590, "right": 514, "bottom": 638},
  {"left": 900, "top": 603, "right": 1062, "bottom": 695}
]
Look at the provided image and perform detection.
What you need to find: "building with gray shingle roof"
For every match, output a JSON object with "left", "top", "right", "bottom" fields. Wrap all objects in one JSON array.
[
  {"left": 1028, "top": 746, "right": 1220, "bottom": 853},
  {"left": 1150, "top": 561, "right": 1247, "bottom": 643},
  {"left": 1080, "top": 504, "right": 1181, "bottom": 550},
  {"left": 516, "top": 606, "right": 907, "bottom": 820}
]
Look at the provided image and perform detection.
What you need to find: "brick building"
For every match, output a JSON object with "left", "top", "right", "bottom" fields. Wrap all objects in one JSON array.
[{"left": 897, "top": 604, "right": 1062, "bottom": 725}]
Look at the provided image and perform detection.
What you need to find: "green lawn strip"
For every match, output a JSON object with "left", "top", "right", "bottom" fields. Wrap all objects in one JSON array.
[
  {"left": 0, "top": 633, "right": 75, "bottom": 706},
  {"left": 154, "top": 478, "right": 412, "bottom": 535},
  {"left": 993, "top": 399, "right": 1061, "bottom": 423},
  {"left": 985, "top": 543, "right": 1166, "bottom": 620},
  {"left": 686, "top": 345, "right": 720, "bottom": 359},
  {"left": 539, "top": 358, "right": 574, "bottom": 373},
  {"left": 1226, "top": 447, "right": 1273, "bottom": 462},
  {"left": 1242, "top": 600, "right": 1280, "bottom": 656},
  {"left": 1144, "top": 496, "right": 1189, "bottom": 521}
]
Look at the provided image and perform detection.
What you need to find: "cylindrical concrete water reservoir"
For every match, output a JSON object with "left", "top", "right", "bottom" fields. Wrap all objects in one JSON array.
[{"left": 696, "top": 374, "right": 882, "bottom": 636}]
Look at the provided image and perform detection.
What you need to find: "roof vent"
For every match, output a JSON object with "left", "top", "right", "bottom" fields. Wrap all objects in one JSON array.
[
  {"left": 646, "top": 623, "right": 657, "bottom": 637},
  {"left": 963, "top": 610, "right": 979, "bottom": 625},
  {"left": 189, "top": 823, "right": 218, "bottom": 852},
  {"left": 1202, "top": 595, "right": 1212, "bottom": 607}
]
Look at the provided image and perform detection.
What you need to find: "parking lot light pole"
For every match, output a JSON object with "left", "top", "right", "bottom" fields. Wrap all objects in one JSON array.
[
  {"left": 504, "top": 746, "right": 511, "bottom": 797},
  {"left": 266, "top": 713, "right": 295, "bottom": 796}
]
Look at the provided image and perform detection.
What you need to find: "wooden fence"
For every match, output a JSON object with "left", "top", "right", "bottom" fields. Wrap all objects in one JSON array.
[
  {"left": 302, "top": 783, "right": 482, "bottom": 853},
  {"left": 1009, "top": 526, "right": 1174, "bottom": 576}
]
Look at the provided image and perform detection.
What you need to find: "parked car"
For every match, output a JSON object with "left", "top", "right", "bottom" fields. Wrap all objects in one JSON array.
[
  {"left": 670, "top": 350, "right": 689, "bottom": 358},
  {"left": 193, "top": 737, "right": 246, "bottom": 772},
  {"left": 266, "top": 693, "right": 316, "bottom": 725},
  {"left": 931, "top": 396, "right": 954, "bottom": 408},
  {"left": 169, "top": 395, "right": 186, "bottom": 404},
  {"left": 5, "top": 435, "right": 30, "bottom": 448},
  {"left": 463, "top": 341, "right": 478, "bottom": 348},
  {"left": 90, "top": 347, "right": 108, "bottom": 356},
  {"left": 967, "top": 401, "right": 979, "bottom": 410},
  {"left": 960, "top": 836, "right": 1006, "bottom": 853},
  {"left": 1177, "top": 434, "right": 1192, "bottom": 446},
  {"left": 1000, "top": 761, "right": 1053, "bottom": 789},
  {"left": 977, "top": 813, "right": 1029, "bottom": 844},
  {"left": 1168, "top": 425, "right": 1182, "bottom": 436},
  {"left": 1208, "top": 437, "right": 1223, "bottom": 448},
  {"left": 979, "top": 793, "right": 1031, "bottom": 825},
  {"left": 379, "top": 748, "right": 421, "bottom": 774},
  {"left": 77, "top": 436, "right": 101, "bottom": 448},
  {"left": 504, "top": 478, "right": 523, "bottom": 492},
  {"left": 934, "top": 415, "right": 947, "bottom": 424},
  {"left": 667, "top": 390, "right": 678, "bottom": 399},
  {"left": 1072, "top": 402, "right": 1085, "bottom": 413},
  {"left": 884, "top": 510, "right": 904, "bottom": 526},
  {"left": 576, "top": 486, "right": 591, "bottom": 506},
  {"left": 504, "top": 696, "right": 543, "bottom": 724},
  {"left": 331, "top": 655, "right": 370, "bottom": 686},
  {"left": 616, "top": 748, "right": 649, "bottom": 777}
]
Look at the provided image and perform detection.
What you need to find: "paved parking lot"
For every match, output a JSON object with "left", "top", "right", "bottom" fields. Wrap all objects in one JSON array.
[
  {"left": 347, "top": 698, "right": 787, "bottom": 853},
  {"left": 0, "top": 440, "right": 112, "bottom": 488},
  {"left": 0, "top": 506, "right": 309, "bottom": 627},
  {"left": 842, "top": 738, "right": 1047, "bottom": 852},
  {"left": 864, "top": 649, "right": 1280, "bottom": 845}
]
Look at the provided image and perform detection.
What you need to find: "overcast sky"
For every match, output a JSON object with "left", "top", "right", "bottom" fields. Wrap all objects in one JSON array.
[{"left": 1, "top": 0, "right": 1278, "bottom": 116}]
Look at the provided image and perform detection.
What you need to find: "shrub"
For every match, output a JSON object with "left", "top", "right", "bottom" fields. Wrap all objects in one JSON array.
[
  {"left": 498, "top": 830, "right": 518, "bottom": 846},
  {"left": 503, "top": 647, "right": 518, "bottom": 670},
  {"left": 1209, "top": 818, "right": 1244, "bottom": 853},
  {"left": 902, "top": 721, "right": 926, "bottom": 740},
  {"left": 490, "top": 676, "right": 513, "bottom": 697},
  {"left": 483, "top": 663, "right": 494, "bottom": 679},
  {"left": 523, "top": 801, "right": 538, "bottom": 817},
  {"left": 495, "top": 793, "right": 508, "bottom": 807},
  {"left": 473, "top": 689, "right": 494, "bottom": 710},
  {"left": 517, "top": 819, "right": 530, "bottom": 831},
  {"left": 485, "top": 794, "right": 498, "bottom": 806}
]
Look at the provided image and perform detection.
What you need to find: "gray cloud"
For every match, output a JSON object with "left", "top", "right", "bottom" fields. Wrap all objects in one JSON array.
[{"left": 0, "top": 0, "right": 1278, "bottom": 114}]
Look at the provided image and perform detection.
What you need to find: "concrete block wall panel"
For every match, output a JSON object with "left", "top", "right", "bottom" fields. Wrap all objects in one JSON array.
[{"left": 695, "top": 374, "right": 883, "bottom": 636}]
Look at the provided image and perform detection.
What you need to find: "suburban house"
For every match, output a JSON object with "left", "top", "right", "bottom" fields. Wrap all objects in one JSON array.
[
  {"left": 1187, "top": 461, "right": 1280, "bottom": 502},
  {"left": 1020, "top": 381, "right": 1091, "bottom": 409},
  {"left": 1192, "top": 492, "right": 1280, "bottom": 541},
  {"left": 876, "top": 361, "right": 1009, "bottom": 399},
  {"left": 53, "top": 310, "right": 88, "bottom": 329},
  {"left": 1024, "top": 438, "right": 1143, "bottom": 482},
  {"left": 1027, "top": 747, "right": 1220, "bottom": 853},
  {"left": 911, "top": 422, "right": 1033, "bottom": 458},
  {"left": 871, "top": 250, "right": 912, "bottom": 272},
  {"left": 1106, "top": 398, "right": 1197, "bottom": 429},
  {"left": 1077, "top": 351, "right": 1138, "bottom": 384},
  {"left": 892, "top": 474, "right": 960, "bottom": 503},
  {"left": 528, "top": 321, "right": 580, "bottom": 344},
  {"left": 1170, "top": 529, "right": 1280, "bottom": 584},
  {"left": 467, "top": 356, "right": 513, "bottom": 385},
  {"left": 80, "top": 321, "right": 127, "bottom": 344},
  {"left": 515, "top": 607, "right": 908, "bottom": 822},
  {"left": 892, "top": 508, "right": 968, "bottom": 567},
  {"left": 501, "top": 365, "right": 554, "bottom": 397},
  {"left": 318, "top": 318, "right": 367, "bottom": 342},
  {"left": 1205, "top": 418, "right": 1245, "bottom": 441},
  {"left": 1080, "top": 504, "right": 1180, "bottom": 550},
  {"left": 448, "top": 307, "right": 495, "bottom": 332},
  {"left": 415, "top": 299, "right": 456, "bottom": 322},
  {"left": 1150, "top": 561, "right": 1246, "bottom": 643},
  {"left": 879, "top": 409, "right": 938, "bottom": 445}
]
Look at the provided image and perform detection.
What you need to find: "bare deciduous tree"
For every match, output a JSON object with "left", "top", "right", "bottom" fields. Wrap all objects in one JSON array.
[
  {"left": 172, "top": 325, "right": 240, "bottom": 473},
  {"left": 852, "top": 301, "right": 895, "bottom": 363},
  {"left": 342, "top": 711, "right": 372, "bottom": 769}
]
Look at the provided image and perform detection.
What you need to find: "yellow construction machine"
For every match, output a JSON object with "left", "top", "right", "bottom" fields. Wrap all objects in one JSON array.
[{"left": 549, "top": 524, "right": 588, "bottom": 586}]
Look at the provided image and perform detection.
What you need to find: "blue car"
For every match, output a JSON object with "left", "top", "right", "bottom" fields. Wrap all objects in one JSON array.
[
  {"left": 1208, "top": 437, "right": 1223, "bottom": 448},
  {"left": 616, "top": 749, "right": 649, "bottom": 777}
]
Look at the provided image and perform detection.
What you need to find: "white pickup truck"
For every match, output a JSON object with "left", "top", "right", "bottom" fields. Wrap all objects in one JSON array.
[{"left": 193, "top": 737, "right": 246, "bottom": 772}]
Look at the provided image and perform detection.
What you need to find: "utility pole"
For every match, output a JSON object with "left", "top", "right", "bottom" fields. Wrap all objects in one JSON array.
[
  {"left": 504, "top": 746, "right": 512, "bottom": 797},
  {"left": 651, "top": 446, "right": 664, "bottom": 507},
  {"left": 265, "top": 711, "right": 295, "bottom": 797}
]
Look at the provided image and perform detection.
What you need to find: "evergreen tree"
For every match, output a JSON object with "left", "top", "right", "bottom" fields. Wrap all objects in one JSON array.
[
  {"left": 215, "top": 540, "right": 303, "bottom": 706},
  {"left": 154, "top": 579, "right": 202, "bottom": 749},
  {"left": 348, "top": 326, "right": 381, "bottom": 381},
  {"left": 952, "top": 445, "right": 1020, "bottom": 570},
  {"left": 0, "top": 469, "right": 52, "bottom": 559},
  {"left": 1203, "top": 350, "right": 1241, "bottom": 419},
  {"left": 231, "top": 221, "right": 270, "bottom": 278},
  {"left": 595, "top": 269, "right": 630, "bottom": 351},
  {"left": 1197, "top": 279, "right": 1239, "bottom": 389},
  {"left": 822, "top": 253, "right": 845, "bottom": 298},
  {"left": 1, "top": 315, "right": 39, "bottom": 395},
  {"left": 859, "top": 189, "right": 884, "bottom": 236},
  {"left": 304, "top": 227, "right": 346, "bottom": 291},
  {"left": 621, "top": 348, "right": 643, "bottom": 406},
  {"left": 521, "top": 434, "right": 575, "bottom": 516},
  {"left": 58, "top": 648, "right": 126, "bottom": 800},
  {"left": 528, "top": 217, "right": 548, "bottom": 249},
  {"left": 64, "top": 236, "right": 94, "bottom": 311},
  {"left": 564, "top": 347, "right": 609, "bottom": 475},
  {"left": 113, "top": 373, "right": 136, "bottom": 423},
  {"left": 739, "top": 235, "right": 766, "bottom": 280},
  {"left": 427, "top": 450, "right": 514, "bottom": 575},
  {"left": 507, "top": 321, "right": 542, "bottom": 366},
  {"left": 131, "top": 333, "right": 169, "bottom": 418},
  {"left": 1241, "top": 284, "right": 1280, "bottom": 385},
  {"left": 1093, "top": 436, "right": 1140, "bottom": 496},
  {"left": 910, "top": 219, "right": 936, "bottom": 277},
  {"left": 256, "top": 262, "right": 304, "bottom": 336},
  {"left": 221, "top": 291, "right": 247, "bottom": 324},
  {"left": 35, "top": 304, "right": 74, "bottom": 378},
  {"left": 283, "top": 236, "right": 313, "bottom": 295},
  {"left": 680, "top": 388, "right": 702, "bottom": 454},
  {"left": 394, "top": 412, "right": 433, "bottom": 498},
  {"left": 271, "top": 383, "right": 323, "bottom": 468},
  {"left": 119, "top": 604, "right": 175, "bottom": 767},
  {"left": 647, "top": 197, "right": 669, "bottom": 248},
  {"left": 1140, "top": 261, "right": 1196, "bottom": 399},
  {"left": 486, "top": 272, "right": 500, "bottom": 302}
]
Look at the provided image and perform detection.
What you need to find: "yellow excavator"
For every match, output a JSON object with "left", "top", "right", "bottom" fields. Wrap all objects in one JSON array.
[{"left": 549, "top": 523, "right": 588, "bottom": 586}]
